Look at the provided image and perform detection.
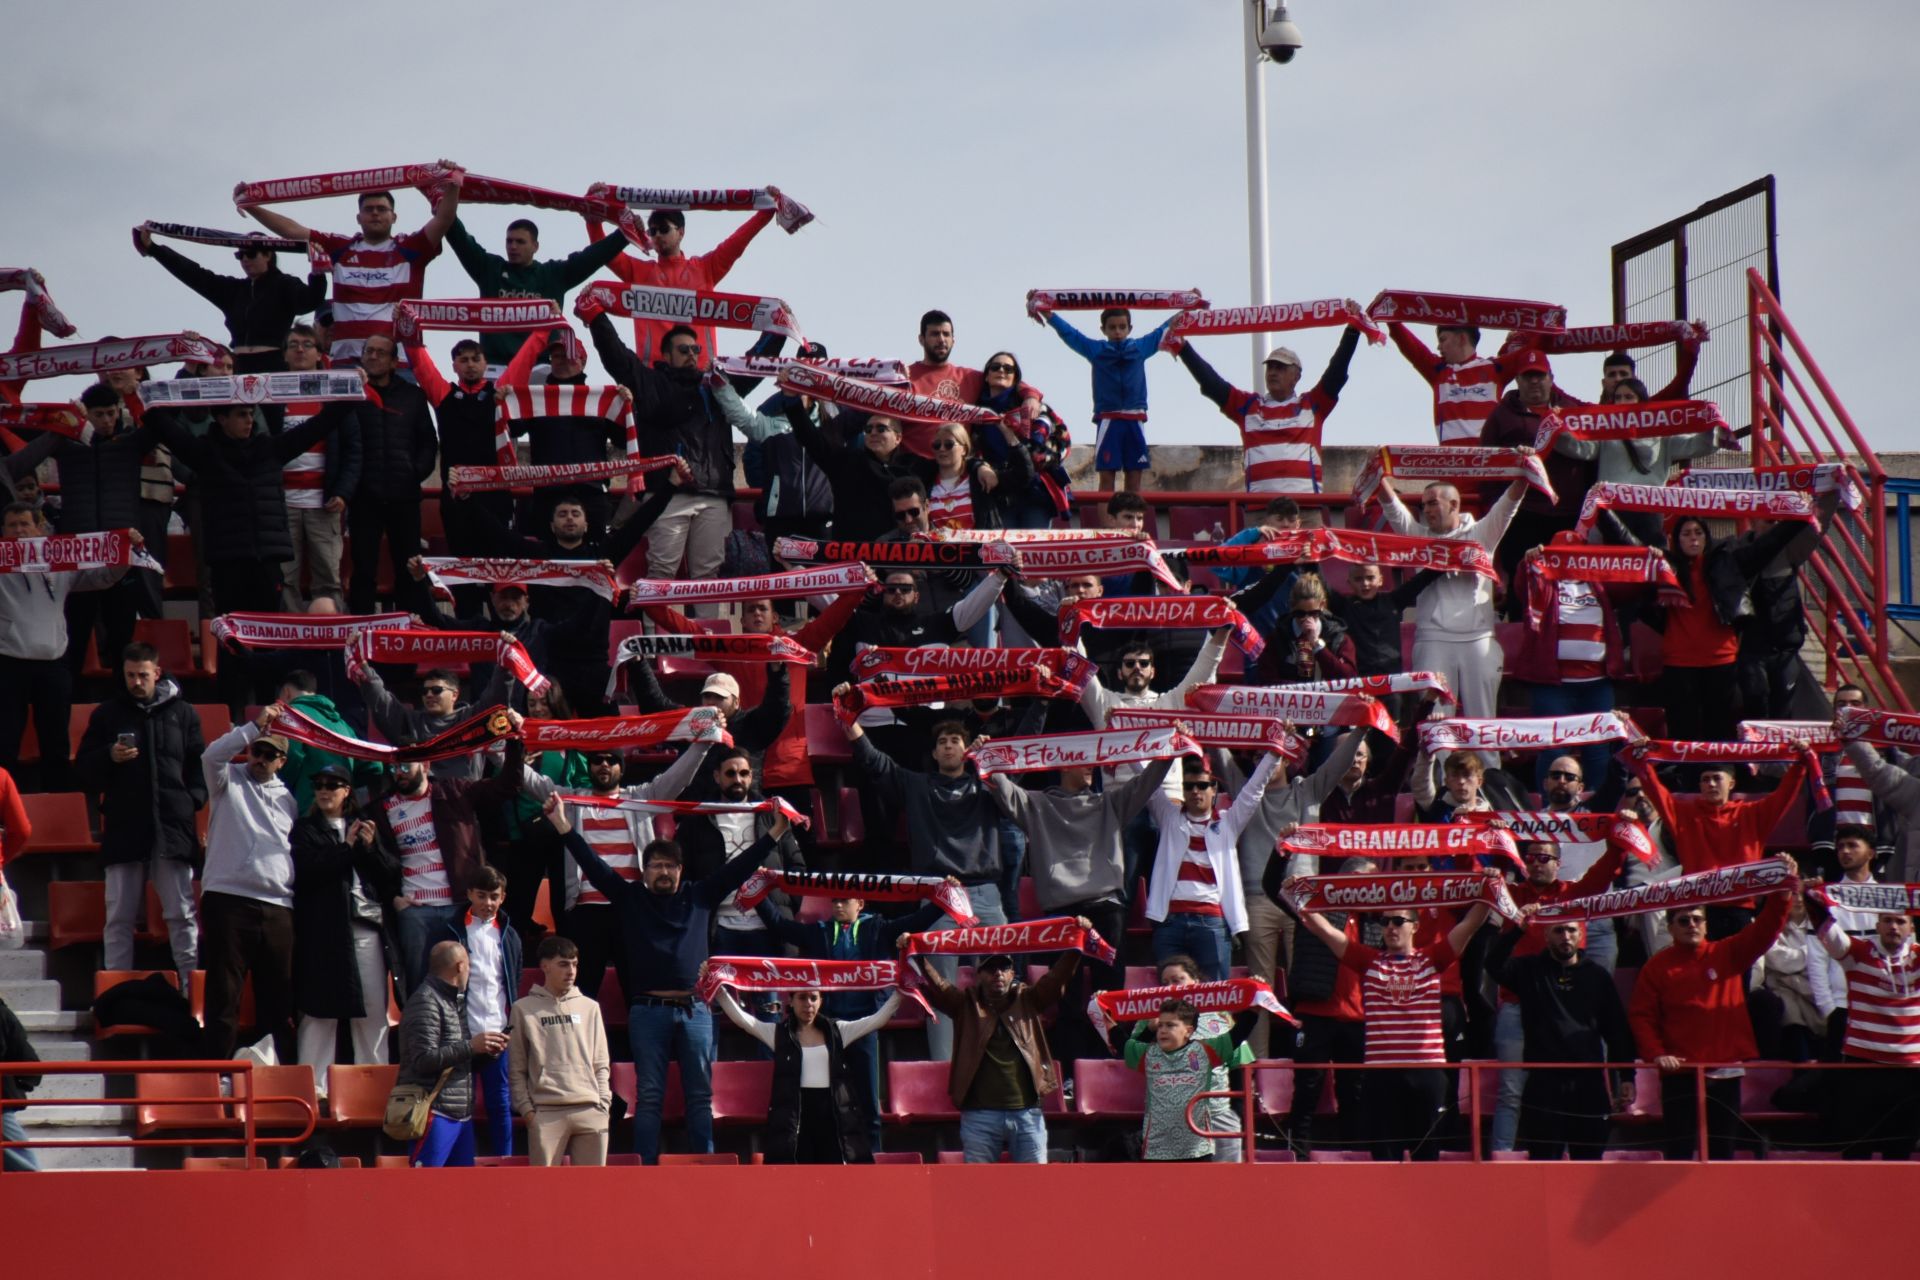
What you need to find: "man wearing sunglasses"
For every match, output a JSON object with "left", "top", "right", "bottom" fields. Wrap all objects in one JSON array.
[
  {"left": 1142, "top": 749, "right": 1283, "bottom": 981},
  {"left": 353, "top": 663, "right": 510, "bottom": 784},
  {"left": 135, "top": 228, "right": 327, "bottom": 374},
  {"left": 199, "top": 702, "right": 302, "bottom": 1060},
  {"left": 586, "top": 201, "right": 779, "bottom": 367}
]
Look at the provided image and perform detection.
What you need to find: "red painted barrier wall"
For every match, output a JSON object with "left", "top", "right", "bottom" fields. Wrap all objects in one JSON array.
[{"left": 3, "top": 1164, "right": 1907, "bottom": 1277}]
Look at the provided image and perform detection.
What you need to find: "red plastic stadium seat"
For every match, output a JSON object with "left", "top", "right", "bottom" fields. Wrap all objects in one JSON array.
[
  {"left": 596, "top": 971, "right": 628, "bottom": 1031},
  {"left": 804, "top": 704, "right": 852, "bottom": 766},
  {"left": 885, "top": 1060, "right": 960, "bottom": 1123},
  {"left": 163, "top": 534, "right": 197, "bottom": 592},
  {"left": 711, "top": 1060, "right": 774, "bottom": 1125},
  {"left": 1254, "top": 1065, "right": 1294, "bottom": 1116},
  {"left": 134, "top": 618, "right": 205, "bottom": 678},
  {"left": 136, "top": 1071, "right": 234, "bottom": 1136},
  {"left": 1018, "top": 877, "right": 1041, "bottom": 921},
  {"left": 1400, "top": 621, "right": 1416, "bottom": 670},
  {"left": 1628, "top": 621, "right": 1665, "bottom": 685},
  {"left": 48, "top": 882, "right": 107, "bottom": 949},
  {"left": 233, "top": 1064, "right": 318, "bottom": 1132},
  {"left": 1072, "top": 1058, "right": 1144, "bottom": 1120},
  {"left": 1741, "top": 1066, "right": 1811, "bottom": 1122},
  {"left": 22, "top": 791, "right": 97, "bottom": 854},
  {"left": 325, "top": 1064, "right": 399, "bottom": 1129},
  {"left": 608, "top": 1062, "right": 684, "bottom": 1123},
  {"left": 193, "top": 703, "right": 234, "bottom": 745}
]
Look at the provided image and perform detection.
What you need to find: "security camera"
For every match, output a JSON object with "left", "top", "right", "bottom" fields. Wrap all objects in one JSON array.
[{"left": 1257, "top": 2, "right": 1303, "bottom": 62}]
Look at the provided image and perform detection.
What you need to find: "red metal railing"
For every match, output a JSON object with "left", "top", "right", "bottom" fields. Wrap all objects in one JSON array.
[
  {"left": 1744, "top": 269, "right": 1908, "bottom": 709},
  {"left": 1186, "top": 1058, "right": 1890, "bottom": 1164},
  {"left": 0, "top": 1061, "right": 317, "bottom": 1170}
]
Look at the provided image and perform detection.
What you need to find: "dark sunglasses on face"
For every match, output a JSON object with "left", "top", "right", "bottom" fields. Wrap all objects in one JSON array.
[
  {"left": 1183, "top": 780, "right": 1215, "bottom": 791},
  {"left": 1120, "top": 658, "right": 1153, "bottom": 670},
  {"left": 1382, "top": 916, "right": 1415, "bottom": 927},
  {"left": 422, "top": 686, "right": 455, "bottom": 697},
  {"left": 933, "top": 439, "right": 961, "bottom": 451},
  {"left": 984, "top": 362, "right": 1017, "bottom": 374},
  {"left": 864, "top": 423, "right": 896, "bottom": 435},
  {"left": 250, "top": 745, "right": 284, "bottom": 761},
  {"left": 1523, "top": 852, "right": 1559, "bottom": 865},
  {"left": 671, "top": 344, "right": 702, "bottom": 357},
  {"left": 238, "top": 248, "right": 272, "bottom": 259},
  {"left": 893, "top": 507, "right": 922, "bottom": 522},
  {"left": 312, "top": 778, "right": 349, "bottom": 791},
  {"left": 883, "top": 583, "right": 916, "bottom": 595},
  {"left": 1546, "top": 770, "right": 1582, "bottom": 782}
]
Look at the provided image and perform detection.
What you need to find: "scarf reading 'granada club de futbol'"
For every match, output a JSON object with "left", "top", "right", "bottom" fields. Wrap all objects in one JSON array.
[
  {"left": 1531, "top": 857, "right": 1796, "bottom": 923},
  {"left": 1366, "top": 290, "right": 1567, "bottom": 332},
  {"left": 850, "top": 647, "right": 1094, "bottom": 689},
  {"left": 1184, "top": 684, "right": 1396, "bottom": 737},
  {"left": 1057, "top": 596, "right": 1263, "bottom": 660},
  {"left": 559, "top": 791, "right": 806, "bottom": 829},
  {"left": 1282, "top": 871, "right": 1522, "bottom": 923},
  {"left": 1838, "top": 706, "right": 1920, "bottom": 753},
  {"left": 900, "top": 916, "right": 1118, "bottom": 966},
  {"left": 210, "top": 611, "right": 410, "bottom": 650},
  {"left": 1159, "top": 297, "right": 1383, "bottom": 351},
  {"left": 1270, "top": 671, "right": 1456, "bottom": 706},
  {"left": 696, "top": 958, "right": 931, "bottom": 1016},
  {"left": 1090, "top": 978, "right": 1295, "bottom": 1039},
  {"left": 419, "top": 557, "right": 619, "bottom": 602},
  {"left": 622, "top": 563, "right": 869, "bottom": 609},
  {"left": 733, "top": 869, "right": 976, "bottom": 925}
]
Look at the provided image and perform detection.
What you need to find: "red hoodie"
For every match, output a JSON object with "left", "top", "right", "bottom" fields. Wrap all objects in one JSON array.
[{"left": 1628, "top": 891, "right": 1787, "bottom": 1064}]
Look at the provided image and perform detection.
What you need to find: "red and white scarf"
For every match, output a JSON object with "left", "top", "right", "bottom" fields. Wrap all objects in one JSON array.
[
  {"left": 577, "top": 281, "right": 803, "bottom": 344},
  {"left": 234, "top": 163, "right": 459, "bottom": 207},
  {"left": 774, "top": 364, "right": 1007, "bottom": 428},
  {"left": 394, "top": 299, "right": 563, "bottom": 344},
  {"left": 1838, "top": 706, "right": 1920, "bottom": 753},
  {"left": 1419, "top": 713, "right": 1642, "bottom": 756},
  {"left": 1533, "top": 856, "right": 1796, "bottom": 923},
  {"left": 983, "top": 537, "right": 1182, "bottom": 590},
  {"left": 1103, "top": 708, "right": 1307, "bottom": 762},
  {"left": 1184, "top": 684, "right": 1396, "bottom": 736},
  {"left": 0, "top": 268, "right": 75, "bottom": 337},
  {"left": 622, "top": 562, "right": 868, "bottom": 608},
  {"left": 135, "top": 221, "right": 321, "bottom": 269},
  {"left": 1523, "top": 544, "right": 1684, "bottom": 628},
  {"left": 1534, "top": 400, "right": 1727, "bottom": 452},
  {"left": 733, "top": 869, "right": 976, "bottom": 925},
  {"left": 1739, "top": 720, "right": 1841, "bottom": 750},
  {"left": 421, "top": 557, "right": 618, "bottom": 603},
  {"left": 1351, "top": 445, "right": 1557, "bottom": 506},
  {"left": 138, "top": 371, "right": 368, "bottom": 409},
  {"left": 589, "top": 184, "right": 815, "bottom": 234},
  {"left": 210, "top": 610, "right": 410, "bottom": 650},
  {"left": 450, "top": 173, "right": 647, "bottom": 248},
  {"left": 1501, "top": 319, "right": 1707, "bottom": 354},
  {"left": 0, "top": 529, "right": 159, "bottom": 575},
  {"left": 900, "top": 916, "right": 1118, "bottom": 966},
  {"left": 606, "top": 631, "right": 815, "bottom": 697},
  {"left": 834, "top": 669, "right": 1084, "bottom": 726},
  {"left": 0, "top": 403, "right": 88, "bottom": 439},
  {"left": 1677, "top": 463, "right": 1862, "bottom": 512},
  {"left": 967, "top": 726, "right": 1203, "bottom": 777},
  {"left": 1171, "top": 527, "right": 1499, "bottom": 580},
  {"left": 1058, "top": 596, "right": 1263, "bottom": 660},
  {"left": 1159, "top": 297, "right": 1383, "bottom": 351},
  {"left": 1366, "top": 290, "right": 1568, "bottom": 332},
  {"left": 1282, "top": 871, "right": 1522, "bottom": 923},
  {"left": 345, "top": 629, "right": 549, "bottom": 696},
  {"left": 522, "top": 709, "right": 729, "bottom": 753},
  {"left": 0, "top": 333, "right": 223, "bottom": 382},
  {"left": 773, "top": 535, "right": 1003, "bottom": 570},
  {"left": 1026, "top": 288, "right": 1208, "bottom": 318},
  {"left": 275, "top": 702, "right": 515, "bottom": 764},
  {"left": 493, "top": 382, "right": 638, "bottom": 470},
  {"left": 1090, "top": 978, "right": 1295, "bottom": 1040},
  {"left": 1574, "top": 481, "right": 1816, "bottom": 536},
  {"left": 447, "top": 457, "right": 679, "bottom": 497},
  {"left": 1811, "top": 882, "right": 1920, "bottom": 914},
  {"left": 713, "top": 354, "right": 908, "bottom": 385},
  {"left": 1455, "top": 811, "right": 1658, "bottom": 864},
  {"left": 559, "top": 790, "right": 806, "bottom": 828},
  {"left": 850, "top": 646, "right": 1095, "bottom": 689},
  {"left": 696, "top": 957, "right": 929, "bottom": 1015},
  {"left": 1272, "top": 671, "right": 1457, "bottom": 707},
  {"left": 1630, "top": 740, "right": 1831, "bottom": 811},
  {"left": 1280, "top": 823, "right": 1524, "bottom": 870}
]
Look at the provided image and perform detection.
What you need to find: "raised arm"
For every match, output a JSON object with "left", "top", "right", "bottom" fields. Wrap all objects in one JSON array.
[
  {"left": 1446, "top": 899, "right": 1493, "bottom": 954},
  {"left": 243, "top": 206, "right": 313, "bottom": 242},
  {"left": 692, "top": 209, "right": 775, "bottom": 281},
  {"left": 1044, "top": 312, "right": 1103, "bottom": 360},
  {"left": 1386, "top": 322, "right": 1442, "bottom": 385},
  {"left": 836, "top": 989, "right": 903, "bottom": 1045},
  {"left": 1174, "top": 342, "right": 1236, "bottom": 410},
  {"left": 712, "top": 986, "right": 777, "bottom": 1050},
  {"left": 1314, "top": 326, "right": 1363, "bottom": 400}
]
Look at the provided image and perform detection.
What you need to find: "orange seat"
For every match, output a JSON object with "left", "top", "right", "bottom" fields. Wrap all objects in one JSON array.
[
  {"left": 374, "top": 1154, "right": 411, "bottom": 1169},
  {"left": 658, "top": 1152, "right": 738, "bottom": 1166},
  {"left": 233, "top": 1063, "right": 318, "bottom": 1133},
  {"left": 193, "top": 703, "right": 234, "bottom": 744},
  {"left": 279, "top": 1155, "right": 362, "bottom": 1168},
  {"left": 135, "top": 1070, "right": 234, "bottom": 1136},
  {"left": 133, "top": 618, "right": 206, "bottom": 679},
  {"left": 324, "top": 1064, "right": 399, "bottom": 1130},
  {"left": 884, "top": 1061, "right": 959, "bottom": 1124},
  {"left": 710, "top": 1060, "right": 773, "bottom": 1126},
  {"left": 181, "top": 1156, "right": 268, "bottom": 1171},
  {"left": 21, "top": 791, "right": 97, "bottom": 854},
  {"left": 531, "top": 880, "right": 556, "bottom": 933}
]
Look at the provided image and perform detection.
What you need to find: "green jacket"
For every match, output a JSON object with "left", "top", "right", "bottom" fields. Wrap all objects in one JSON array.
[
  {"left": 445, "top": 219, "right": 631, "bottom": 363},
  {"left": 505, "top": 748, "right": 589, "bottom": 838},
  {"left": 281, "top": 694, "right": 384, "bottom": 810}
]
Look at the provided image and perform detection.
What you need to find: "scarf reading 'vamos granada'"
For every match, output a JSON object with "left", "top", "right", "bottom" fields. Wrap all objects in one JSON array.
[
  {"left": 1104, "top": 708, "right": 1306, "bottom": 762},
  {"left": 1090, "top": 978, "right": 1296, "bottom": 1039}
]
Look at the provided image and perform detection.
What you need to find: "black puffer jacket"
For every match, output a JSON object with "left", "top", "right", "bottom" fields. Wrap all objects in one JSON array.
[
  {"left": 143, "top": 244, "right": 327, "bottom": 350},
  {"left": 397, "top": 975, "right": 475, "bottom": 1119},
  {"left": 787, "top": 400, "right": 930, "bottom": 541},
  {"left": 146, "top": 405, "right": 351, "bottom": 563},
  {"left": 72, "top": 679, "right": 207, "bottom": 867},
  {"left": 589, "top": 314, "right": 733, "bottom": 497},
  {"left": 1601, "top": 510, "right": 1804, "bottom": 629},
  {"left": 355, "top": 376, "right": 439, "bottom": 503},
  {"left": 52, "top": 426, "right": 155, "bottom": 533}
]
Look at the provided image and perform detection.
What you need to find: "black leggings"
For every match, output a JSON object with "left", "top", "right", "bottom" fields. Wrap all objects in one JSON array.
[
  {"left": 1367, "top": 1067, "right": 1448, "bottom": 1162},
  {"left": 1288, "top": 1016, "right": 1366, "bottom": 1151},
  {"left": 795, "top": 1089, "right": 846, "bottom": 1165}
]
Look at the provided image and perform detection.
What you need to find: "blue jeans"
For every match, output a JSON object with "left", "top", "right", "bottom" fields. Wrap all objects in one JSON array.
[
  {"left": 474, "top": 1050, "right": 512, "bottom": 1156},
  {"left": 1492, "top": 999, "right": 1526, "bottom": 1152},
  {"left": 996, "top": 818, "right": 1027, "bottom": 921},
  {"left": 926, "top": 882, "right": 1007, "bottom": 1062},
  {"left": 411, "top": 1112, "right": 475, "bottom": 1167},
  {"left": 1152, "top": 914, "right": 1230, "bottom": 980},
  {"left": 3, "top": 1107, "right": 39, "bottom": 1172},
  {"left": 959, "top": 1107, "right": 1048, "bottom": 1163},
  {"left": 395, "top": 903, "right": 460, "bottom": 999},
  {"left": 1526, "top": 680, "right": 1616, "bottom": 795},
  {"left": 629, "top": 1001, "right": 715, "bottom": 1164},
  {"left": 1582, "top": 918, "right": 1618, "bottom": 973}
]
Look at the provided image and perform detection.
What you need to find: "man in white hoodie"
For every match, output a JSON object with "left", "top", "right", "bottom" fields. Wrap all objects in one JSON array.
[
  {"left": 509, "top": 934, "right": 611, "bottom": 1166},
  {"left": 1377, "top": 473, "right": 1529, "bottom": 757}
]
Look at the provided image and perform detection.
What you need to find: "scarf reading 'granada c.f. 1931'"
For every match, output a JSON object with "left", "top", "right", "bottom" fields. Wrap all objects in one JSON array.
[{"left": 1159, "top": 297, "right": 1383, "bottom": 351}]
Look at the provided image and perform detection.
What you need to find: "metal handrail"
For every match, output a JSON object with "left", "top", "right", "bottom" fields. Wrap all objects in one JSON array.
[
  {"left": 0, "top": 1060, "right": 318, "bottom": 1170},
  {"left": 1887, "top": 478, "right": 1920, "bottom": 623},
  {"left": 1184, "top": 1057, "right": 1894, "bottom": 1165}
]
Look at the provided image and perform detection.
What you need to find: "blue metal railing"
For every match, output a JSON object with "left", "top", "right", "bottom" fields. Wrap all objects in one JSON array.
[{"left": 1890, "top": 478, "right": 1920, "bottom": 622}]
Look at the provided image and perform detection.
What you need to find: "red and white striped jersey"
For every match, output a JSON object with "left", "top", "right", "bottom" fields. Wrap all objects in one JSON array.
[
  {"left": 385, "top": 793, "right": 450, "bottom": 905},
  {"left": 279, "top": 402, "right": 326, "bottom": 509},
  {"left": 1432, "top": 359, "right": 1507, "bottom": 443},
  {"left": 1833, "top": 756, "right": 1874, "bottom": 830},
  {"left": 495, "top": 384, "right": 637, "bottom": 464},
  {"left": 1222, "top": 387, "right": 1333, "bottom": 493},
  {"left": 1828, "top": 927, "right": 1920, "bottom": 1064},
  {"left": 309, "top": 231, "right": 441, "bottom": 363},
  {"left": 1553, "top": 579, "right": 1607, "bottom": 682},
  {"left": 927, "top": 475, "right": 974, "bottom": 531},
  {"left": 571, "top": 812, "right": 641, "bottom": 909},
  {"left": 1345, "top": 940, "right": 1457, "bottom": 1063},
  {"left": 1168, "top": 829, "right": 1225, "bottom": 917}
]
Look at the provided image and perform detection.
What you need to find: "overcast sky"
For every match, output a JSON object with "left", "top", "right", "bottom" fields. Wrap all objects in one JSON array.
[{"left": 4, "top": 0, "right": 1914, "bottom": 453}]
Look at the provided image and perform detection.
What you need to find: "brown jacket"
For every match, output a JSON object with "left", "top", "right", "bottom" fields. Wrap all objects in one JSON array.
[{"left": 923, "top": 953, "right": 1080, "bottom": 1109}]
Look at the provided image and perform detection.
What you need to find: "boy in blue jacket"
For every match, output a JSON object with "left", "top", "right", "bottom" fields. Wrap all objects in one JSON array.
[
  {"left": 755, "top": 889, "right": 953, "bottom": 1149},
  {"left": 1044, "top": 308, "right": 1175, "bottom": 497}
]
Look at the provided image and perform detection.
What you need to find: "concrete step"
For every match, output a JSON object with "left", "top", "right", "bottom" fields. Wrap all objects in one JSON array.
[
  {"left": 0, "top": 977, "right": 61, "bottom": 1013},
  {"left": 17, "top": 1105, "right": 139, "bottom": 1171},
  {"left": 34, "top": 1138, "right": 141, "bottom": 1171},
  {"left": 14, "top": 1042, "right": 105, "bottom": 1098},
  {"left": 0, "top": 949, "right": 48, "bottom": 980},
  {"left": 16, "top": 1010, "right": 89, "bottom": 1035},
  {"left": 22, "top": 1103, "right": 132, "bottom": 1126}
]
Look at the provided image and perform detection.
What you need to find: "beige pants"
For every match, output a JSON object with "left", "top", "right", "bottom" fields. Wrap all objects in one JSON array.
[
  {"left": 1242, "top": 894, "right": 1293, "bottom": 1060},
  {"left": 527, "top": 1103, "right": 610, "bottom": 1166},
  {"left": 283, "top": 505, "right": 345, "bottom": 610}
]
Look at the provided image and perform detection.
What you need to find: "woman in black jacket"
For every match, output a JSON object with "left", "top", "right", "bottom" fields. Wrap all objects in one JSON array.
[
  {"left": 292, "top": 763, "right": 401, "bottom": 1099},
  {"left": 784, "top": 403, "right": 929, "bottom": 542},
  {"left": 136, "top": 229, "right": 327, "bottom": 373},
  {"left": 708, "top": 972, "right": 900, "bottom": 1163}
]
